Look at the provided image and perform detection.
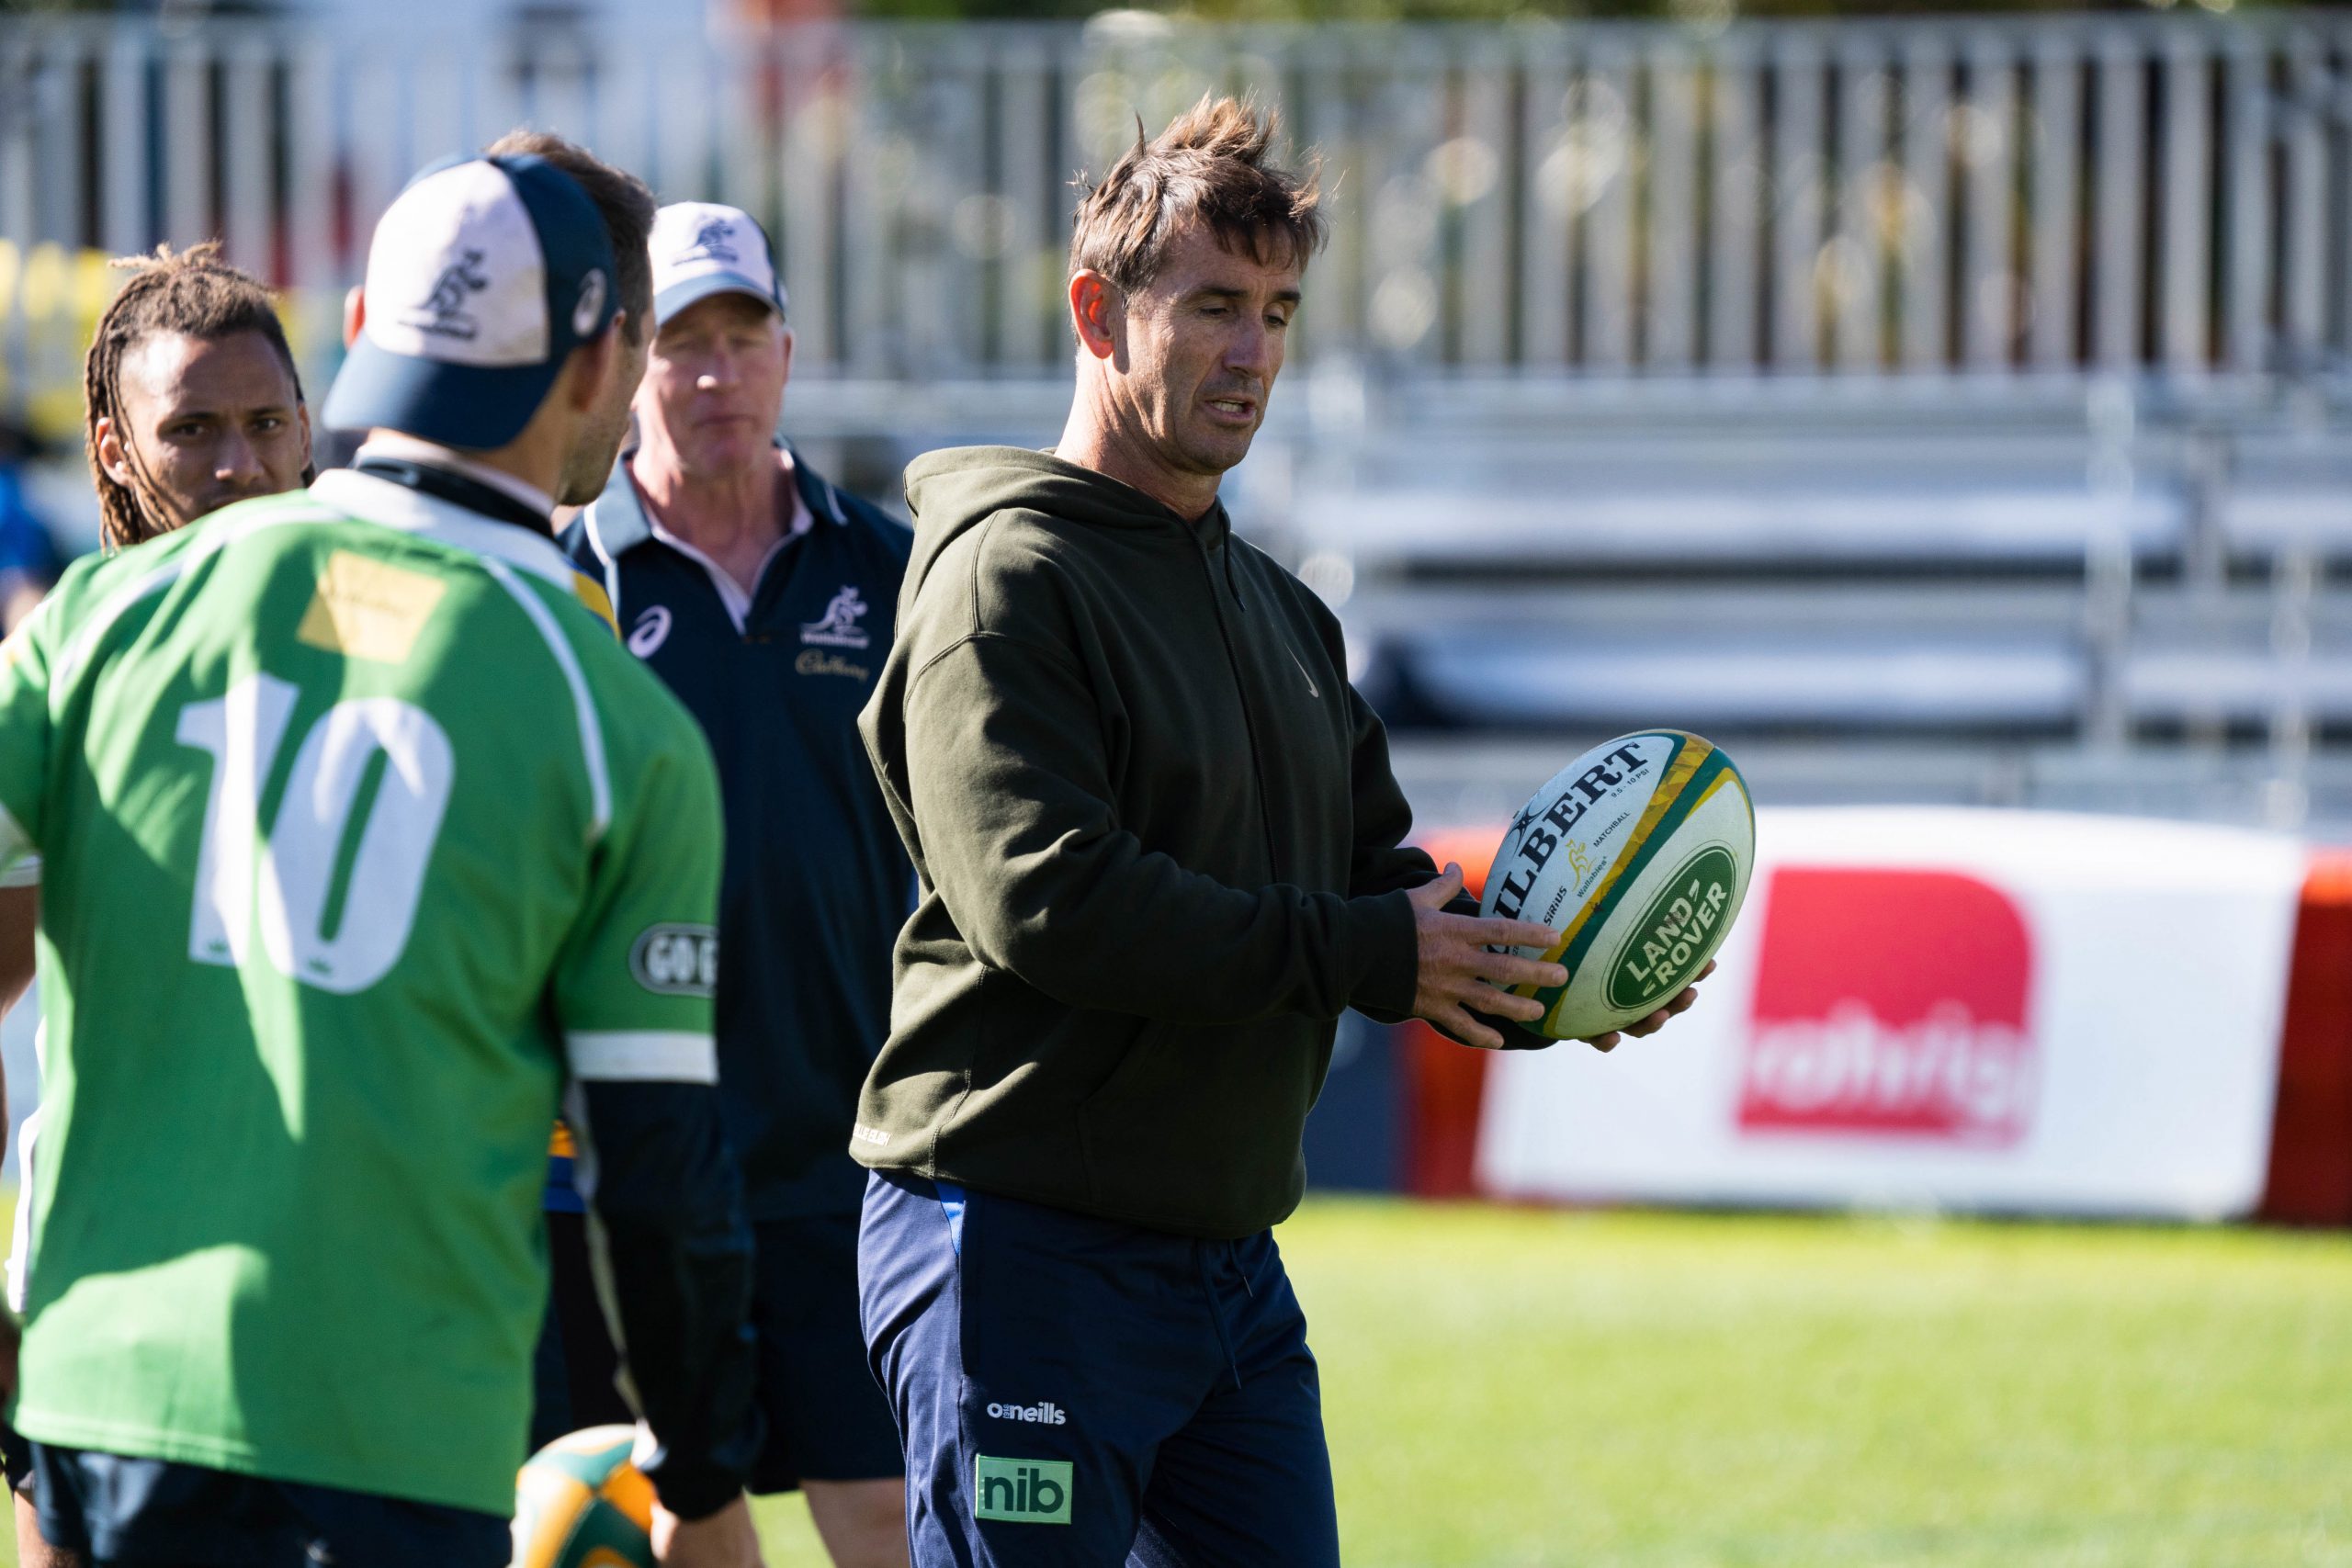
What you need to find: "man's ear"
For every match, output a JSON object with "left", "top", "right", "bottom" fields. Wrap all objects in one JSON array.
[
  {"left": 1069, "top": 271, "right": 1120, "bottom": 361},
  {"left": 92, "top": 415, "right": 133, "bottom": 487},
  {"left": 778, "top": 324, "right": 797, "bottom": 384},
  {"left": 342, "top": 287, "right": 365, "bottom": 349}
]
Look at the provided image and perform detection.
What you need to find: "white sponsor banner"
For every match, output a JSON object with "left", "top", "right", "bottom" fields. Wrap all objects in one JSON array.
[{"left": 1476, "top": 807, "right": 2305, "bottom": 1219}]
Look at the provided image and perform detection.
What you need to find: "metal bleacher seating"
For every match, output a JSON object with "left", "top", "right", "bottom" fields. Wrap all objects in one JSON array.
[
  {"left": 9, "top": 6, "right": 2352, "bottom": 830},
  {"left": 1259, "top": 379, "right": 2352, "bottom": 834}
]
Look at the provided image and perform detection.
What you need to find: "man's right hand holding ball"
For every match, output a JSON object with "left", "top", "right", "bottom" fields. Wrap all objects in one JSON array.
[{"left": 1408, "top": 863, "right": 1714, "bottom": 1053}]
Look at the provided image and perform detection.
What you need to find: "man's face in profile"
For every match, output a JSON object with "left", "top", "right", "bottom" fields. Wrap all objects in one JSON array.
[{"left": 560, "top": 311, "right": 650, "bottom": 508}]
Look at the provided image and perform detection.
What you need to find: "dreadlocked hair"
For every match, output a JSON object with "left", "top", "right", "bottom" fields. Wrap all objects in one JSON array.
[{"left": 83, "top": 241, "right": 305, "bottom": 551}]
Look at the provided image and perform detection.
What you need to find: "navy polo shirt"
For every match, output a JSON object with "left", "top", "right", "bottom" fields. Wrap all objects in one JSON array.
[{"left": 564, "top": 446, "right": 913, "bottom": 1220}]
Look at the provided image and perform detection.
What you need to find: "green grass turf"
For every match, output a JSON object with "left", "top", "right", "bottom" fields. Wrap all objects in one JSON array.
[
  {"left": 1285, "top": 1200, "right": 2352, "bottom": 1567},
  {"left": 6, "top": 1198, "right": 2352, "bottom": 1565}
]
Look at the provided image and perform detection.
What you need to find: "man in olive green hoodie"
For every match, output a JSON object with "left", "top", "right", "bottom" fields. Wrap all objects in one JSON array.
[{"left": 854, "top": 96, "right": 1707, "bottom": 1565}]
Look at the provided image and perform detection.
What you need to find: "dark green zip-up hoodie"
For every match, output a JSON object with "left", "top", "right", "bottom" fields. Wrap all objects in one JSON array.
[{"left": 852, "top": 446, "right": 1442, "bottom": 1237}]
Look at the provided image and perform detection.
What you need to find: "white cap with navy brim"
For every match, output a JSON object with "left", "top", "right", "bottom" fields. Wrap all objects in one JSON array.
[
  {"left": 650, "top": 201, "right": 786, "bottom": 328},
  {"left": 323, "top": 153, "right": 619, "bottom": 450}
]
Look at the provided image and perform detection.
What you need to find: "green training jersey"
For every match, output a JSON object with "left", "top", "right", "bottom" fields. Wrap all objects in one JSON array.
[{"left": 0, "top": 468, "right": 725, "bottom": 1516}]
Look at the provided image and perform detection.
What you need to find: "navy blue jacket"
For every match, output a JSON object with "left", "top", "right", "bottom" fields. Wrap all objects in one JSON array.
[{"left": 566, "top": 447, "right": 913, "bottom": 1220}]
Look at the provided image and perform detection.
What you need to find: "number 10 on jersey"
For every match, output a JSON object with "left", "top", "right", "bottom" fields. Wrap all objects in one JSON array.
[{"left": 176, "top": 672, "right": 454, "bottom": 994}]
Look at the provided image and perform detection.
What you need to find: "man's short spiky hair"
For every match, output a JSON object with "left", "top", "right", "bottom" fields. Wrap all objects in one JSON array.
[
  {"left": 1069, "top": 95, "right": 1325, "bottom": 296},
  {"left": 482, "top": 129, "right": 655, "bottom": 345}
]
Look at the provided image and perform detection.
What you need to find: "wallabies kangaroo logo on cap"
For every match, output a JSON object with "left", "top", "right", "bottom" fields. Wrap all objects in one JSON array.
[
  {"left": 685, "top": 218, "right": 739, "bottom": 264},
  {"left": 404, "top": 249, "right": 492, "bottom": 342}
]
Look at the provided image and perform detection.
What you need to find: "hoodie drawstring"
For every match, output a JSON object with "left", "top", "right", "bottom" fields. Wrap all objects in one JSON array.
[{"left": 1185, "top": 518, "right": 1283, "bottom": 878}]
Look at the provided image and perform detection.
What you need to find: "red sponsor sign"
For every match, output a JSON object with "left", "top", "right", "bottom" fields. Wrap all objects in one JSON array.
[{"left": 1739, "top": 868, "right": 2037, "bottom": 1145}]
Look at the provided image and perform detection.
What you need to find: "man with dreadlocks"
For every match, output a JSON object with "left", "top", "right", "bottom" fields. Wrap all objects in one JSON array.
[
  {"left": 0, "top": 239, "right": 314, "bottom": 1568},
  {"left": 82, "top": 241, "right": 314, "bottom": 551}
]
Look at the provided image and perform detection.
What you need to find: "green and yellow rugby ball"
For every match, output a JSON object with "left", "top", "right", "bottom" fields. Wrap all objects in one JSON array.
[
  {"left": 512, "top": 1425, "right": 658, "bottom": 1568},
  {"left": 1480, "top": 730, "right": 1755, "bottom": 1041}
]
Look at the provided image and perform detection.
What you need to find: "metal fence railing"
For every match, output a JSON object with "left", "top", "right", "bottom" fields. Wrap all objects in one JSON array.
[{"left": 9, "top": 10, "right": 2352, "bottom": 425}]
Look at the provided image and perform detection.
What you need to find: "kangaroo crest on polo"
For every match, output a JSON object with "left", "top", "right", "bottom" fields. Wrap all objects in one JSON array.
[{"left": 1479, "top": 730, "right": 1756, "bottom": 1041}]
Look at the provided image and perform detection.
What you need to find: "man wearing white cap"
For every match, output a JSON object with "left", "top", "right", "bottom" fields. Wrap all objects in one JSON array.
[
  {"left": 551, "top": 201, "right": 912, "bottom": 1568},
  {"left": 0, "top": 144, "right": 763, "bottom": 1566}
]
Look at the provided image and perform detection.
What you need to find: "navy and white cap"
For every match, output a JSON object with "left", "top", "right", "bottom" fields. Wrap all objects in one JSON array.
[
  {"left": 323, "top": 153, "right": 620, "bottom": 449},
  {"left": 650, "top": 202, "right": 786, "bottom": 328}
]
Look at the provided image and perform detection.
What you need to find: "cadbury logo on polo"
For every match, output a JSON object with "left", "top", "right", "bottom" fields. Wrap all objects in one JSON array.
[
  {"left": 1489, "top": 742, "right": 1648, "bottom": 923},
  {"left": 795, "top": 649, "right": 869, "bottom": 682},
  {"left": 975, "top": 1456, "right": 1072, "bottom": 1526}
]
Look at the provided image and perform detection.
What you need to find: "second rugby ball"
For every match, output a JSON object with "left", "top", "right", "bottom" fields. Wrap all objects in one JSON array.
[{"left": 1479, "top": 730, "right": 1755, "bottom": 1041}]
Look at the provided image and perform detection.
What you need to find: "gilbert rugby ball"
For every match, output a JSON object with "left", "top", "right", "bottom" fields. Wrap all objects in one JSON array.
[
  {"left": 1479, "top": 730, "right": 1755, "bottom": 1041},
  {"left": 513, "top": 1425, "right": 658, "bottom": 1568}
]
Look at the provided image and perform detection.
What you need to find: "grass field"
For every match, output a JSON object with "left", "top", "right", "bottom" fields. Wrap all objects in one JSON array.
[{"left": 6, "top": 1198, "right": 2350, "bottom": 1566}]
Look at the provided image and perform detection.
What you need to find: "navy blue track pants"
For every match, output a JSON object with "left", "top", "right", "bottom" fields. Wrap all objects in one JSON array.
[
  {"left": 28, "top": 1445, "right": 508, "bottom": 1567},
  {"left": 857, "top": 1171, "right": 1341, "bottom": 1567}
]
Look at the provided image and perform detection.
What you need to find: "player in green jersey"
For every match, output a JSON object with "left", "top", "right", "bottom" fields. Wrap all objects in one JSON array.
[
  {"left": 0, "top": 237, "right": 319, "bottom": 1568},
  {"left": 0, "top": 146, "right": 765, "bottom": 1567}
]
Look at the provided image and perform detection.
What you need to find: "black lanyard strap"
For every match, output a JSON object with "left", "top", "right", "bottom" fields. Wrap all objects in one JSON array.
[{"left": 353, "top": 457, "right": 551, "bottom": 537}]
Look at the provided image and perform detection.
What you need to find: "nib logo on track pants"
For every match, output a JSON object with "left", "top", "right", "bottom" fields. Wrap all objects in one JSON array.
[{"left": 973, "top": 1457, "right": 1072, "bottom": 1524}]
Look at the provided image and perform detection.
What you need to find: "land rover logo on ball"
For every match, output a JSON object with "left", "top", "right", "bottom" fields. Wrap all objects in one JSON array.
[
  {"left": 1606, "top": 846, "right": 1736, "bottom": 1012},
  {"left": 630, "top": 923, "right": 718, "bottom": 998}
]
